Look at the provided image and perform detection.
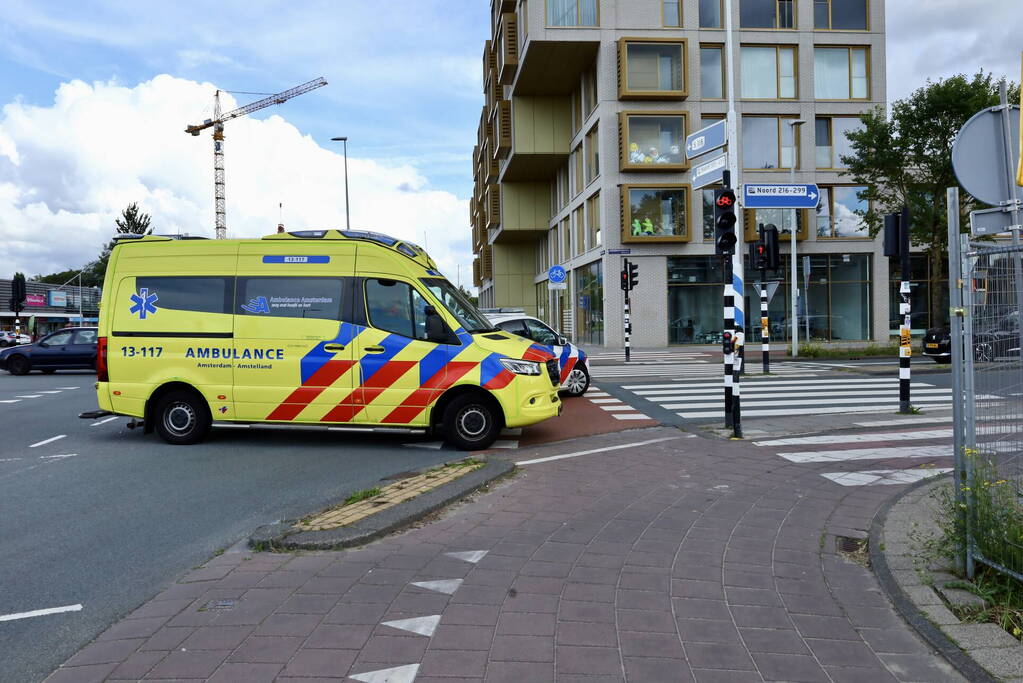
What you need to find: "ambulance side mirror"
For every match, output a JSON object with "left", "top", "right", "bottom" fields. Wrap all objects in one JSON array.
[
  {"left": 557, "top": 335, "right": 568, "bottom": 346},
  {"left": 424, "top": 305, "right": 449, "bottom": 344}
]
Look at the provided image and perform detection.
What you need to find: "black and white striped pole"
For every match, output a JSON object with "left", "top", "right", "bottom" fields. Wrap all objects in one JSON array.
[
  {"left": 759, "top": 278, "right": 770, "bottom": 374},
  {"left": 885, "top": 208, "right": 912, "bottom": 413},
  {"left": 733, "top": 327, "right": 744, "bottom": 438},
  {"left": 714, "top": 177, "right": 739, "bottom": 429},
  {"left": 624, "top": 293, "right": 631, "bottom": 363},
  {"left": 620, "top": 259, "right": 637, "bottom": 362},
  {"left": 723, "top": 274, "right": 735, "bottom": 427}
]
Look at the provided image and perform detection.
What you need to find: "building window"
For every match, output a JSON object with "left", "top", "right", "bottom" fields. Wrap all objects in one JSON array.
[
  {"left": 700, "top": 45, "right": 724, "bottom": 99},
  {"left": 574, "top": 260, "right": 604, "bottom": 345},
  {"left": 583, "top": 63, "right": 598, "bottom": 116},
  {"left": 618, "top": 38, "right": 687, "bottom": 99},
  {"left": 699, "top": 0, "right": 722, "bottom": 27},
  {"left": 585, "top": 124, "right": 599, "bottom": 183},
  {"left": 740, "top": 45, "right": 796, "bottom": 99},
  {"left": 587, "top": 191, "right": 601, "bottom": 248},
  {"left": 622, "top": 185, "right": 690, "bottom": 243},
  {"left": 572, "top": 143, "right": 584, "bottom": 196},
  {"left": 814, "top": 0, "right": 867, "bottom": 30},
  {"left": 572, "top": 86, "right": 583, "bottom": 134},
  {"left": 815, "top": 116, "right": 862, "bottom": 168},
  {"left": 620, "top": 112, "right": 687, "bottom": 171},
  {"left": 667, "top": 256, "right": 725, "bottom": 344},
  {"left": 573, "top": 206, "right": 585, "bottom": 254},
  {"left": 742, "top": 116, "right": 797, "bottom": 170},
  {"left": 549, "top": 227, "right": 559, "bottom": 264},
  {"left": 561, "top": 217, "right": 571, "bottom": 259},
  {"left": 536, "top": 235, "right": 549, "bottom": 274},
  {"left": 546, "top": 0, "right": 599, "bottom": 26},
  {"left": 663, "top": 0, "right": 681, "bottom": 27},
  {"left": 816, "top": 186, "right": 869, "bottom": 238},
  {"left": 743, "top": 206, "right": 807, "bottom": 241},
  {"left": 814, "top": 46, "right": 869, "bottom": 99},
  {"left": 702, "top": 188, "right": 718, "bottom": 240},
  {"left": 740, "top": 0, "right": 795, "bottom": 28}
]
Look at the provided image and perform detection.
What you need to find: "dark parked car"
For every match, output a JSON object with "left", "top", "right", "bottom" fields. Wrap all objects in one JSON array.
[
  {"left": 922, "top": 311, "right": 1019, "bottom": 363},
  {"left": 0, "top": 327, "right": 98, "bottom": 375}
]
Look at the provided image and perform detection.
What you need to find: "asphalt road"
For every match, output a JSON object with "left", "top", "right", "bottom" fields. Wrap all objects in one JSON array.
[{"left": 0, "top": 371, "right": 462, "bottom": 683}]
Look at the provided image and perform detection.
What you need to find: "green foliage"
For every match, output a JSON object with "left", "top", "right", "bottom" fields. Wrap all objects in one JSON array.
[
  {"left": 790, "top": 341, "right": 899, "bottom": 358},
  {"left": 343, "top": 487, "right": 381, "bottom": 506},
  {"left": 953, "top": 567, "right": 1023, "bottom": 640},
  {"left": 842, "top": 72, "right": 1020, "bottom": 323}
]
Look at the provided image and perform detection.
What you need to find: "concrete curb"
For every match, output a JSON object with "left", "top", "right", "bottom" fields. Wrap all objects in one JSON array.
[
  {"left": 869, "top": 475, "right": 998, "bottom": 683},
  {"left": 249, "top": 457, "right": 515, "bottom": 551}
]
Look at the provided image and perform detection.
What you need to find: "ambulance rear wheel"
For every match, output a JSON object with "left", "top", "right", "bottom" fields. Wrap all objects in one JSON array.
[
  {"left": 154, "top": 390, "right": 211, "bottom": 445},
  {"left": 444, "top": 393, "right": 501, "bottom": 451}
]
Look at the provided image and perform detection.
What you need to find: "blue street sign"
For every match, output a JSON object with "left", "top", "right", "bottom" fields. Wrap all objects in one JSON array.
[
  {"left": 691, "top": 152, "right": 727, "bottom": 189},
  {"left": 742, "top": 183, "right": 821, "bottom": 209},
  {"left": 547, "top": 264, "right": 567, "bottom": 283},
  {"left": 685, "top": 119, "right": 727, "bottom": 160},
  {"left": 607, "top": 248, "right": 632, "bottom": 255}
]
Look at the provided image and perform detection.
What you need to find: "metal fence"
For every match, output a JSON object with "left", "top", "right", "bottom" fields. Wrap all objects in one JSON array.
[{"left": 950, "top": 188, "right": 1023, "bottom": 581}]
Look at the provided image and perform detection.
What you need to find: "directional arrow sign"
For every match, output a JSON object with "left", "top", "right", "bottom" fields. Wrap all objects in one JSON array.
[
  {"left": 743, "top": 184, "right": 821, "bottom": 209},
  {"left": 685, "top": 119, "right": 727, "bottom": 161},
  {"left": 691, "top": 152, "right": 727, "bottom": 189}
]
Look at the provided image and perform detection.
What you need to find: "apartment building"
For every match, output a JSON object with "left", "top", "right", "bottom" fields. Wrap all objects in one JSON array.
[{"left": 470, "top": 0, "right": 894, "bottom": 347}]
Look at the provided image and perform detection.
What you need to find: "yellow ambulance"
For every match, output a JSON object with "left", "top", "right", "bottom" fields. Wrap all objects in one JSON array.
[{"left": 89, "top": 229, "right": 562, "bottom": 450}]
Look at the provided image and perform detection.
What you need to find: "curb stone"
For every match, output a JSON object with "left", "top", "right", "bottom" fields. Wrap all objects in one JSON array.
[
  {"left": 249, "top": 457, "right": 515, "bottom": 551},
  {"left": 870, "top": 475, "right": 1000, "bottom": 682}
]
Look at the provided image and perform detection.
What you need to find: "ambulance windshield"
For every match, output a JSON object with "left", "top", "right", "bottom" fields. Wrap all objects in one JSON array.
[{"left": 422, "top": 278, "right": 495, "bottom": 334}]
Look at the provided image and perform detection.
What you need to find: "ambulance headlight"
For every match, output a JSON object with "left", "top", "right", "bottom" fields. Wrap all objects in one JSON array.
[{"left": 499, "top": 358, "right": 541, "bottom": 375}]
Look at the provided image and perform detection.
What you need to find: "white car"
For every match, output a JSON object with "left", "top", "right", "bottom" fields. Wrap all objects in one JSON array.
[
  {"left": 483, "top": 310, "right": 590, "bottom": 396},
  {"left": 0, "top": 331, "right": 30, "bottom": 347}
]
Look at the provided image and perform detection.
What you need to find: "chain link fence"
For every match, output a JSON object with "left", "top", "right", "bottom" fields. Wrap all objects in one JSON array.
[{"left": 954, "top": 237, "right": 1023, "bottom": 580}]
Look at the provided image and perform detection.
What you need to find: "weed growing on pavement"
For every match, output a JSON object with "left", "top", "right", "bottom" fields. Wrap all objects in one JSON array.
[
  {"left": 947, "top": 569, "right": 1023, "bottom": 641},
  {"left": 789, "top": 342, "right": 899, "bottom": 359},
  {"left": 343, "top": 487, "right": 382, "bottom": 506}
]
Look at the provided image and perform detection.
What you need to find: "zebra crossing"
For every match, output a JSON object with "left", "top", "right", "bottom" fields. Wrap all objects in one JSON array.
[
  {"left": 621, "top": 375, "right": 959, "bottom": 418},
  {"left": 585, "top": 350, "right": 712, "bottom": 364},
  {"left": 591, "top": 361, "right": 821, "bottom": 380},
  {"left": 753, "top": 423, "right": 955, "bottom": 487},
  {"left": 583, "top": 385, "right": 653, "bottom": 421}
]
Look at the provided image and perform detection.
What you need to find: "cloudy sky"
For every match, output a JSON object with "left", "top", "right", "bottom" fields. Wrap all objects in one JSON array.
[{"left": 0, "top": 0, "right": 1019, "bottom": 285}]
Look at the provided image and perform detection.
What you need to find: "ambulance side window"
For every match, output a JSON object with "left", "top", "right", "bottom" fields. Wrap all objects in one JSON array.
[
  {"left": 236, "top": 277, "right": 345, "bottom": 320},
  {"left": 524, "top": 319, "right": 559, "bottom": 346},
  {"left": 136, "top": 277, "right": 232, "bottom": 314},
  {"left": 365, "top": 279, "right": 428, "bottom": 340}
]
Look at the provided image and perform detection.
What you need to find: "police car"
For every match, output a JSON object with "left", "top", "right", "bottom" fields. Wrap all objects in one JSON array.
[{"left": 483, "top": 309, "right": 589, "bottom": 397}]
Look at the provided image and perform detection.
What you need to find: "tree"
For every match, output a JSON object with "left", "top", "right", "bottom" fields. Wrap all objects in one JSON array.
[
  {"left": 83, "top": 203, "right": 154, "bottom": 285},
  {"left": 842, "top": 72, "right": 1019, "bottom": 326},
  {"left": 458, "top": 284, "right": 479, "bottom": 307}
]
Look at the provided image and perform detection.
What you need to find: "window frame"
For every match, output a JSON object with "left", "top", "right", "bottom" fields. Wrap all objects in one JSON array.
[
  {"left": 585, "top": 123, "right": 600, "bottom": 184},
  {"left": 743, "top": 206, "right": 809, "bottom": 241},
  {"left": 815, "top": 184, "right": 871, "bottom": 239},
  {"left": 740, "top": 44, "right": 798, "bottom": 100},
  {"left": 587, "top": 190, "right": 601, "bottom": 249},
  {"left": 815, "top": 115, "right": 861, "bottom": 169},
  {"left": 698, "top": 0, "right": 723, "bottom": 28},
  {"left": 699, "top": 44, "right": 725, "bottom": 99},
  {"left": 236, "top": 276, "right": 347, "bottom": 321},
  {"left": 741, "top": 114, "right": 801, "bottom": 172},
  {"left": 620, "top": 183, "right": 692, "bottom": 244},
  {"left": 739, "top": 0, "right": 796, "bottom": 30},
  {"left": 662, "top": 0, "right": 682, "bottom": 27},
  {"left": 617, "top": 37, "right": 689, "bottom": 100},
  {"left": 572, "top": 142, "right": 584, "bottom": 196},
  {"left": 573, "top": 205, "right": 585, "bottom": 255},
  {"left": 813, "top": 46, "right": 871, "bottom": 101},
  {"left": 363, "top": 277, "right": 430, "bottom": 340},
  {"left": 545, "top": 0, "right": 600, "bottom": 28},
  {"left": 618, "top": 110, "right": 690, "bottom": 172},
  {"left": 813, "top": 0, "right": 869, "bottom": 31}
]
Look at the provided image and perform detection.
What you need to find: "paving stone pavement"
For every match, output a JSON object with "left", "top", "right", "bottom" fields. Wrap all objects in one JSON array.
[{"left": 46, "top": 427, "right": 964, "bottom": 682}]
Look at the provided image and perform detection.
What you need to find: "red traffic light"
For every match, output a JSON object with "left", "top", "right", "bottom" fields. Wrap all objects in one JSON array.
[{"left": 716, "top": 194, "right": 735, "bottom": 208}]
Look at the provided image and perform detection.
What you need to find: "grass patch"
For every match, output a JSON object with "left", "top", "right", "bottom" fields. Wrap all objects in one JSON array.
[
  {"left": 789, "top": 341, "right": 900, "bottom": 359},
  {"left": 343, "top": 487, "right": 382, "bottom": 506},
  {"left": 949, "top": 568, "right": 1023, "bottom": 640}
]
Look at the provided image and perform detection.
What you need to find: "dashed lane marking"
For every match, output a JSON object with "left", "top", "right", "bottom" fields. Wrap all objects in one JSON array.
[
  {"left": 855, "top": 415, "right": 954, "bottom": 427},
  {"left": 90, "top": 416, "right": 120, "bottom": 427},
  {"left": 39, "top": 454, "right": 77, "bottom": 460},
  {"left": 778, "top": 445, "right": 952, "bottom": 464},
  {"left": 0, "top": 604, "right": 83, "bottom": 622},
  {"left": 516, "top": 436, "right": 682, "bottom": 466},
  {"left": 0, "top": 400, "right": 21, "bottom": 404},
  {"left": 55, "top": 386, "right": 80, "bottom": 390},
  {"left": 15, "top": 395, "right": 42, "bottom": 399},
  {"left": 755, "top": 429, "right": 953, "bottom": 447},
  {"left": 29, "top": 435, "right": 66, "bottom": 448},
  {"left": 36, "top": 391, "right": 63, "bottom": 394}
]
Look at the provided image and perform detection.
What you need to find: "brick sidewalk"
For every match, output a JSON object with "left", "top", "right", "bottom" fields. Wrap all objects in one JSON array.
[{"left": 47, "top": 427, "right": 962, "bottom": 682}]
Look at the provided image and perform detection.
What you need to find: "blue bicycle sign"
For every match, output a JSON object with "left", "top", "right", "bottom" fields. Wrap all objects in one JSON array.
[{"left": 548, "top": 265, "right": 567, "bottom": 283}]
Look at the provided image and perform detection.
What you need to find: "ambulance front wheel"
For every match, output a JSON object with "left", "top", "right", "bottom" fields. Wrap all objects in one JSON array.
[
  {"left": 563, "top": 367, "right": 589, "bottom": 397},
  {"left": 444, "top": 393, "right": 502, "bottom": 451},
  {"left": 154, "top": 390, "right": 212, "bottom": 445}
]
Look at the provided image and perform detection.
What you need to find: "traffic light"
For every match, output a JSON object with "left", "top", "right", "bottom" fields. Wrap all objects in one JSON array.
[
  {"left": 749, "top": 239, "right": 768, "bottom": 270},
  {"left": 10, "top": 273, "right": 25, "bottom": 315},
  {"left": 714, "top": 189, "right": 737, "bottom": 255},
  {"left": 722, "top": 330, "right": 734, "bottom": 355},
  {"left": 762, "top": 223, "right": 780, "bottom": 271},
  {"left": 883, "top": 213, "right": 901, "bottom": 258},
  {"left": 620, "top": 267, "right": 629, "bottom": 291},
  {"left": 627, "top": 261, "right": 638, "bottom": 290}
]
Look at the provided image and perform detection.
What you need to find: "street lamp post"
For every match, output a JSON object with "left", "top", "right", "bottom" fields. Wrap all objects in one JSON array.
[
  {"left": 330, "top": 137, "right": 351, "bottom": 230},
  {"left": 787, "top": 119, "right": 806, "bottom": 358}
]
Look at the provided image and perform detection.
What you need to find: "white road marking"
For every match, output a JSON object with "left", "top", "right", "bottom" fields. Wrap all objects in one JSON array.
[
  {"left": 39, "top": 454, "right": 77, "bottom": 460},
  {"left": 15, "top": 395, "right": 43, "bottom": 399},
  {"left": 613, "top": 413, "right": 654, "bottom": 420},
  {"left": 410, "top": 579, "right": 463, "bottom": 594},
  {"left": 585, "top": 392, "right": 611, "bottom": 397},
  {"left": 29, "top": 435, "right": 66, "bottom": 448},
  {"left": 90, "top": 416, "right": 120, "bottom": 427},
  {"left": 446, "top": 550, "right": 488, "bottom": 564},
  {"left": 600, "top": 405, "right": 635, "bottom": 411},
  {"left": 669, "top": 395, "right": 953, "bottom": 410},
  {"left": 381, "top": 614, "right": 441, "bottom": 637},
  {"left": 0, "top": 603, "right": 83, "bottom": 622},
  {"left": 755, "top": 429, "right": 953, "bottom": 447},
  {"left": 0, "top": 458, "right": 23, "bottom": 462},
  {"left": 516, "top": 436, "right": 682, "bottom": 466},
  {"left": 855, "top": 415, "right": 954, "bottom": 427},
  {"left": 778, "top": 445, "right": 952, "bottom": 463},
  {"left": 680, "top": 403, "right": 954, "bottom": 419},
  {"left": 55, "top": 386, "right": 79, "bottom": 390},
  {"left": 624, "top": 378, "right": 899, "bottom": 390},
  {"left": 0, "top": 400, "right": 21, "bottom": 404},
  {"left": 588, "top": 398, "right": 622, "bottom": 404},
  {"left": 647, "top": 388, "right": 952, "bottom": 401},
  {"left": 821, "top": 468, "right": 952, "bottom": 486},
  {"left": 36, "top": 391, "right": 63, "bottom": 394},
  {"left": 350, "top": 664, "right": 420, "bottom": 683}
]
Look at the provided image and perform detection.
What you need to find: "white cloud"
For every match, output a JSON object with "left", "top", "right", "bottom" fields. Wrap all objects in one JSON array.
[{"left": 0, "top": 74, "right": 471, "bottom": 284}]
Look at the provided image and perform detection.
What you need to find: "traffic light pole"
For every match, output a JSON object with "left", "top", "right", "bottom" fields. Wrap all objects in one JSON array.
[
  {"left": 898, "top": 207, "right": 912, "bottom": 414},
  {"left": 723, "top": 253, "right": 734, "bottom": 428},
  {"left": 760, "top": 267, "right": 770, "bottom": 374},
  {"left": 624, "top": 291, "right": 631, "bottom": 363}
]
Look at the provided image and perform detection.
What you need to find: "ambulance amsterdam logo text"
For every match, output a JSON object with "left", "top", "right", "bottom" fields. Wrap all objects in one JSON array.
[{"left": 129, "top": 288, "right": 159, "bottom": 320}]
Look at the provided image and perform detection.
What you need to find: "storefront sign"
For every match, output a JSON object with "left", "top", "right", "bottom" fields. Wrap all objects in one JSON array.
[
  {"left": 47, "top": 291, "right": 67, "bottom": 307},
  {"left": 25, "top": 294, "right": 46, "bottom": 307}
]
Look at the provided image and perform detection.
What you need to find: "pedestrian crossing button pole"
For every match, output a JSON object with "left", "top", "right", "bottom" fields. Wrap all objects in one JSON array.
[
  {"left": 620, "top": 260, "right": 638, "bottom": 362},
  {"left": 714, "top": 179, "right": 738, "bottom": 428},
  {"left": 732, "top": 327, "right": 744, "bottom": 438},
  {"left": 885, "top": 208, "right": 913, "bottom": 413}
]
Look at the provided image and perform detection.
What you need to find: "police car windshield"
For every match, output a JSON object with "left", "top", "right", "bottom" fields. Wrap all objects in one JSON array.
[{"left": 422, "top": 278, "right": 495, "bottom": 334}]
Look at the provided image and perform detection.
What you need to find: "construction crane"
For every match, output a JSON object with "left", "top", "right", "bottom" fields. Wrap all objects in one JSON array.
[{"left": 185, "top": 77, "right": 327, "bottom": 239}]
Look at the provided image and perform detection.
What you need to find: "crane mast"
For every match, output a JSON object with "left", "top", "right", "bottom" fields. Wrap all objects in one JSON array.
[{"left": 186, "top": 77, "right": 327, "bottom": 239}]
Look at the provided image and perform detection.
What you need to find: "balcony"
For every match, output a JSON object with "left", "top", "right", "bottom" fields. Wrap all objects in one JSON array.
[
  {"left": 491, "top": 100, "right": 512, "bottom": 159},
  {"left": 486, "top": 69, "right": 502, "bottom": 115},
  {"left": 499, "top": 95, "right": 571, "bottom": 181},
  {"left": 490, "top": 181, "right": 551, "bottom": 244},
  {"left": 491, "top": 0, "right": 515, "bottom": 34},
  {"left": 482, "top": 40, "right": 495, "bottom": 90},
  {"left": 480, "top": 244, "right": 493, "bottom": 280},
  {"left": 496, "top": 13, "right": 519, "bottom": 85},
  {"left": 473, "top": 257, "right": 482, "bottom": 287},
  {"left": 483, "top": 140, "right": 499, "bottom": 185},
  {"left": 485, "top": 184, "right": 501, "bottom": 231}
]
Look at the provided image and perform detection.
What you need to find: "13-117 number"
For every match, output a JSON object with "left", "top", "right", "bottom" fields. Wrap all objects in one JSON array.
[{"left": 121, "top": 346, "right": 163, "bottom": 357}]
